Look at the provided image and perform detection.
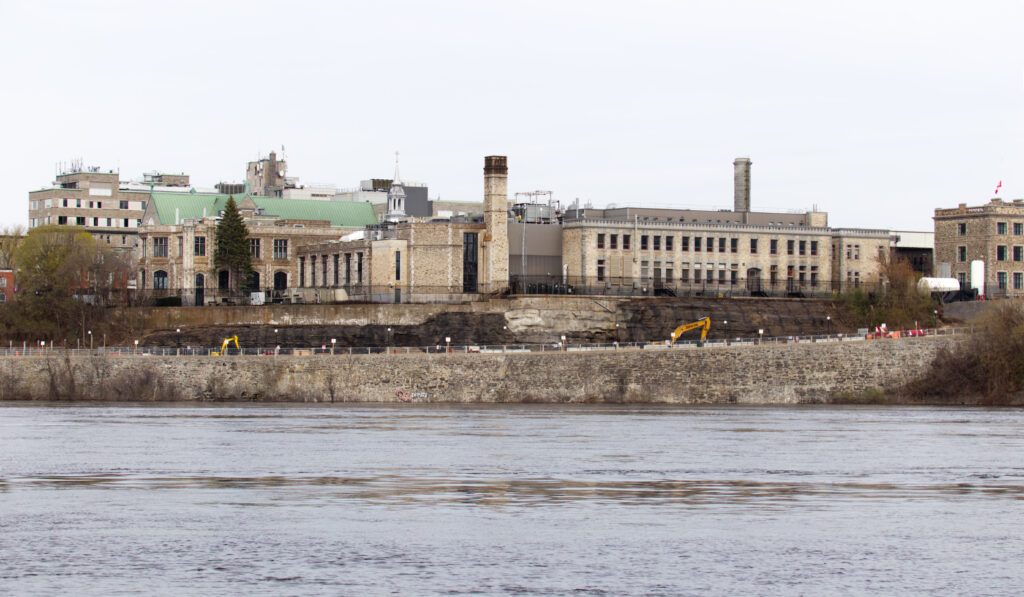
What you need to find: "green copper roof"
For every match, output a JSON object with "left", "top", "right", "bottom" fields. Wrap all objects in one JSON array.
[{"left": 149, "top": 192, "right": 377, "bottom": 227}]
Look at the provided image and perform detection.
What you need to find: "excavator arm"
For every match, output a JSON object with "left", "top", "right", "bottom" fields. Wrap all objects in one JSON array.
[{"left": 669, "top": 317, "right": 711, "bottom": 345}]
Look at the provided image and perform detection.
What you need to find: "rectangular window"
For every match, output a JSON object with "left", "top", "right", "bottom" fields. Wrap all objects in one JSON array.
[
  {"left": 718, "top": 268, "right": 726, "bottom": 284},
  {"left": 622, "top": 235, "right": 631, "bottom": 250},
  {"left": 770, "top": 265, "right": 778, "bottom": 284},
  {"left": 178, "top": 237, "right": 183, "bottom": 257},
  {"left": 153, "top": 237, "right": 168, "bottom": 257},
  {"left": 770, "top": 239, "right": 778, "bottom": 255},
  {"left": 76, "top": 217, "right": 86, "bottom": 226},
  {"left": 750, "top": 239, "right": 758, "bottom": 254},
  {"left": 998, "top": 271, "right": 1007, "bottom": 290},
  {"left": 345, "top": 253, "right": 352, "bottom": 285},
  {"left": 810, "top": 266, "right": 819, "bottom": 287},
  {"left": 1015, "top": 223, "right": 1023, "bottom": 236},
  {"left": 706, "top": 269, "right": 714, "bottom": 283},
  {"left": 597, "top": 259, "right": 605, "bottom": 282},
  {"left": 333, "top": 254, "right": 340, "bottom": 285},
  {"left": 681, "top": 268, "right": 689, "bottom": 282},
  {"left": 854, "top": 245, "right": 860, "bottom": 260},
  {"left": 799, "top": 240, "right": 806, "bottom": 256},
  {"left": 1015, "top": 246, "right": 1023, "bottom": 262},
  {"left": 665, "top": 236, "right": 673, "bottom": 251},
  {"left": 958, "top": 246, "right": 967, "bottom": 262},
  {"left": 998, "top": 222, "right": 1008, "bottom": 235},
  {"left": 681, "top": 236, "right": 689, "bottom": 251},
  {"left": 719, "top": 238, "right": 726, "bottom": 253},
  {"left": 810, "top": 241, "right": 818, "bottom": 256},
  {"left": 299, "top": 258, "right": 305, "bottom": 287},
  {"left": 730, "top": 238, "right": 738, "bottom": 254},
  {"left": 787, "top": 240, "right": 795, "bottom": 255},
  {"left": 707, "top": 237, "right": 714, "bottom": 253},
  {"left": 194, "top": 236, "right": 206, "bottom": 257},
  {"left": 395, "top": 251, "right": 401, "bottom": 281},
  {"left": 610, "top": 234, "right": 618, "bottom": 250},
  {"left": 694, "top": 237, "right": 702, "bottom": 252},
  {"left": 641, "top": 235, "right": 649, "bottom": 251},
  {"left": 958, "top": 223, "right": 967, "bottom": 236},
  {"left": 597, "top": 233, "right": 605, "bottom": 249},
  {"left": 273, "top": 239, "right": 288, "bottom": 259},
  {"left": 58, "top": 216, "right": 67, "bottom": 225},
  {"left": 665, "top": 268, "right": 673, "bottom": 283},
  {"left": 653, "top": 236, "right": 661, "bottom": 251},
  {"left": 997, "top": 246, "right": 1008, "bottom": 261},
  {"left": 250, "top": 238, "right": 261, "bottom": 259},
  {"left": 120, "top": 200, "right": 129, "bottom": 209},
  {"left": 1015, "top": 273, "right": 1023, "bottom": 290}
]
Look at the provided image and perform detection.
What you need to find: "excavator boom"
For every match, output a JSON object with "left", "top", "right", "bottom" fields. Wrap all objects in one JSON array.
[{"left": 668, "top": 317, "right": 711, "bottom": 345}]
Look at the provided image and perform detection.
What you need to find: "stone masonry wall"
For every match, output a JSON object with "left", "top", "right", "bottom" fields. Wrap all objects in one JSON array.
[{"left": 0, "top": 336, "right": 954, "bottom": 404}]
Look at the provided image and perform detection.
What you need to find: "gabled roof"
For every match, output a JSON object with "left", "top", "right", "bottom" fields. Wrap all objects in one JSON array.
[{"left": 148, "top": 192, "right": 378, "bottom": 227}]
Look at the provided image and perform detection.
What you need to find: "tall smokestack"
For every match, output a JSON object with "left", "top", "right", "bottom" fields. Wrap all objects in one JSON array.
[
  {"left": 483, "top": 156, "right": 509, "bottom": 292},
  {"left": 733, "top": 157, "right": 751, "bottom": 213}
]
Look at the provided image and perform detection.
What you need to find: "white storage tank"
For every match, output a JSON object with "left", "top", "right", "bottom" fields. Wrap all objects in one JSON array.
[{"left": 971, "top": 260, "right": 985, "bottom": 297}]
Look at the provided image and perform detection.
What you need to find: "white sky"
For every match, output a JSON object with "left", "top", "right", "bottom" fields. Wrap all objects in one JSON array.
[{"left": 1, "top": 0, "right": 1022, "bottom": 231}]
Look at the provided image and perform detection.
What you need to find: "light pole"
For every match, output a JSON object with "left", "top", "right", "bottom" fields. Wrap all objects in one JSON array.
[
  {"left": 561, "top": 334, "right": 567, "bottom": 352},
  {"left": 723, "top": 320, "right": 727, "bottom": 345},
  {"left": 826, "top": 315, "right": 831, "bottom": 336},
  {"left": 134, "top": 339, "right": 139, "bottom": 355},
  {"left": 445, "top": 336, "right": 451, "bottom": 354},
  {"left": 758, "top": 329, "right": 764, "bottom": 345},
  {"left": 88, "top": 330, "right": 93, "bottom": 352},
  {"left": 331, "top": 338, "right": 336, "bottom": 355},
  {"left": 387, "top": 327, "right": 392, "bottom": 353},
  {"left": 176, "top": 328, "right": 181, "bottom": 356}
]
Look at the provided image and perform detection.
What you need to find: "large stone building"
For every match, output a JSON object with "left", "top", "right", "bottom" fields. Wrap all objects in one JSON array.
[
  {"left": 934, "top": 198, "right": 1024, "bottom": 297},
  {"left": 28, "top": 166, "right": 193, "bottom": 250},
  {"left": 136, "top": 193, "right": 376, "bottom": 304},
  {"left": 294, "top": 156, "right": 510, "bottom": 302},
  {"left": 531, "top": 159, "right": 891, "bottom": 296}
]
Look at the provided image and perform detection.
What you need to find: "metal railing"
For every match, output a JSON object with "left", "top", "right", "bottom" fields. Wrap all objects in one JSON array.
[{"left": 0, "top": 326, "right": 970, "bottom": 358}]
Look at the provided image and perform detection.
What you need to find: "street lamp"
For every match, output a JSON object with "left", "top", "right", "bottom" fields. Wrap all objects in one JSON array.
[
  {"left": 331, "top": 338, "right": 336, "bottom": 355},
  {"left": 445, "top": 336, "right": 451, "bottom": 354},
  {"left": 175, "top": 328, "right": 181, "bottom": 356},
  {"left": 387, "top": 327, "right": 392, "bottom": 352},
  {"left": 88, "top": 330, "right": 93, "bottom": 352},
  {"left": 826, "top": 315, "right": 831, "bottom": 336},
  {"left": 758, "top": 329, "right": 764, "bottom": 345},
  {"left": 134, "top": 339, "right": 139, "bottom": 355},
  {"left": 561, "top": 334, "right": 567, "bottom": 351}
]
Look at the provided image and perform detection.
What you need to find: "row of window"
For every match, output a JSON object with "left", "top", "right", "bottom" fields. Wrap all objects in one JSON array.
[
  {"left": 149, "top": 237, "right": 289, "bottom": 259},
  {"left": 594, "top": 259, "right": 822, "bottom": 284},
  {"left": 595, "top": 233, "right": 823, "bottom": 257},
  {"left": 33, "top": 199, "right": 142, "bottom": 211},
  {"left": 957, "top": 246, "right": 1024, "bottom": 262},
  {"left": 40, "top": 216, "right": 140, "bottom": 228},
  {"left": 298, "top": 252, "right": 368, "bottom": 287},
  {"left": 959, "top": 222, "right": 1024, "bottom": 236}
]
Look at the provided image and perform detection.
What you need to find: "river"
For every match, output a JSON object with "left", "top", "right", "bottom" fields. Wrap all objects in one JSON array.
[{"left": 1, "top": 404, "right": 1023, "bottom": 595}]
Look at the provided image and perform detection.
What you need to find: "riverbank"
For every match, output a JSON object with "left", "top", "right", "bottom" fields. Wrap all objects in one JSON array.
[{"left": 0, "top": 335, "right": 974, "bottom": 404}]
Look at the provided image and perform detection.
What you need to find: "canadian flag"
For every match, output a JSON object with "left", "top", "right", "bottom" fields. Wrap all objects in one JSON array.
[{"left": 995, "top": 181, "right": 1002, "bottom": 195}]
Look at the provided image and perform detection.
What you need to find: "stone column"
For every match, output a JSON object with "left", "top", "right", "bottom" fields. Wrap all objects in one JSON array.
[{"left": 483, "top": 156, "right": 509, "bottom": 292}]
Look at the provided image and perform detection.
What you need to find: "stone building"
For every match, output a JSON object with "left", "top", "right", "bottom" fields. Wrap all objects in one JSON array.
[
  {"left": 934, "top": 198, "right": 1024, "bottom": 297},
  {"left": 28, "top": 166, "right": 193, "bottom": 251},
  {"left": 553, "top": 159, "right": 890, "bottom": 296},
  {"left": 137, "top": 193, "right": 376, "bottom": 304},
  {"left": 294, "top": 156, "right": 510, "bottom": 302}
]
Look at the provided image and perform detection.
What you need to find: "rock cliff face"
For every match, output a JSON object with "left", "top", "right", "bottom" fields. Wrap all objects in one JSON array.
[{"left": 138, "top": 296, "right": 845, "bottom": 349}]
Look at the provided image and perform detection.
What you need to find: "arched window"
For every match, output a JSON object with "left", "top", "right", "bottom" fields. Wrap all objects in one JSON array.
[
  {"left": 274, "top": 271, "right": 287, "bottom": 291},
  {"left": 154, "top": 270, "right": 168, "bottom": 290}
]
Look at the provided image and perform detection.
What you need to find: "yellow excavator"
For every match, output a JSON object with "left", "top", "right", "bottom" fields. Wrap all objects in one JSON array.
[
  {"left": 211, "top": 335, "right": 240, "bottom": 356},
  {"left": 668, "top": 317, "right": 711, "bottom": 346}
]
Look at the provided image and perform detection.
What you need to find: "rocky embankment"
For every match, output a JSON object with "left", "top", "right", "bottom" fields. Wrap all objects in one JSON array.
[
  {"left": 0, "top": 336, "right": 958, "bottom": 404},
  {"left": 138, "top": 296, "right": 848, "bottom": 349}
]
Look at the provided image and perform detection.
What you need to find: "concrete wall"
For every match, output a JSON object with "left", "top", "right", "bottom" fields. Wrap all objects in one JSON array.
[{"left": 0, "top": 336, "right": 954, "bottom": 404}]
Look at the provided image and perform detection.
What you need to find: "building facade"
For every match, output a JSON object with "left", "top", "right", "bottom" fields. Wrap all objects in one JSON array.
[
  {"left": 934, "top": 198, "right": 1024, "bottom": 297},
  {"left": 28, "top": 168, "right": 192, "bottom": 251},
  {"left": 136, "top": 193, "right": 376, "bottom": 304}
]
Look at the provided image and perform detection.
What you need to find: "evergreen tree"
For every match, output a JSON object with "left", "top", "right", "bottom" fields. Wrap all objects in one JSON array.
[{"left": 214, "top": 197, "right": 254, "bottom": 293}]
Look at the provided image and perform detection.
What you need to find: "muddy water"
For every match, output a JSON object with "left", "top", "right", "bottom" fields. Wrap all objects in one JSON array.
[{"left": 2, "top": 404, "right": 1023, "bottom": 595}]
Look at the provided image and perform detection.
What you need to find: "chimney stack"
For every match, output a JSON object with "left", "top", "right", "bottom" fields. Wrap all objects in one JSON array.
[
  {"left": 733, "top": 158, "right": 751, "bottom": 213},
  {"left": 483, "top": 156, "right": 509, "bottom": 292}
]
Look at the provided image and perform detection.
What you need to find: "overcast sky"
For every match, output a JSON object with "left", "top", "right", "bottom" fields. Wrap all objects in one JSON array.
[{"left": 1, "top": 0, "right": 1022, "bottom": 231}]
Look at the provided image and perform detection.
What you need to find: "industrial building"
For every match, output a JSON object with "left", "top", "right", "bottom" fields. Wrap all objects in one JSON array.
[{"left": 934, "top": 198, "right": 1024, "bottom": 297}]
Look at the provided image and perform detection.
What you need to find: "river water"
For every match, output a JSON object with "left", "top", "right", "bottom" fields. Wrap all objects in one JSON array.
[{"left": 2, "top": 404, "right": 1023, "bottom": 595}]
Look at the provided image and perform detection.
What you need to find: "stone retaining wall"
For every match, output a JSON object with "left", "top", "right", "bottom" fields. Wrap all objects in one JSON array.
[{"left": 0, "top": 336, "right": 954, "bottom": 404}]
